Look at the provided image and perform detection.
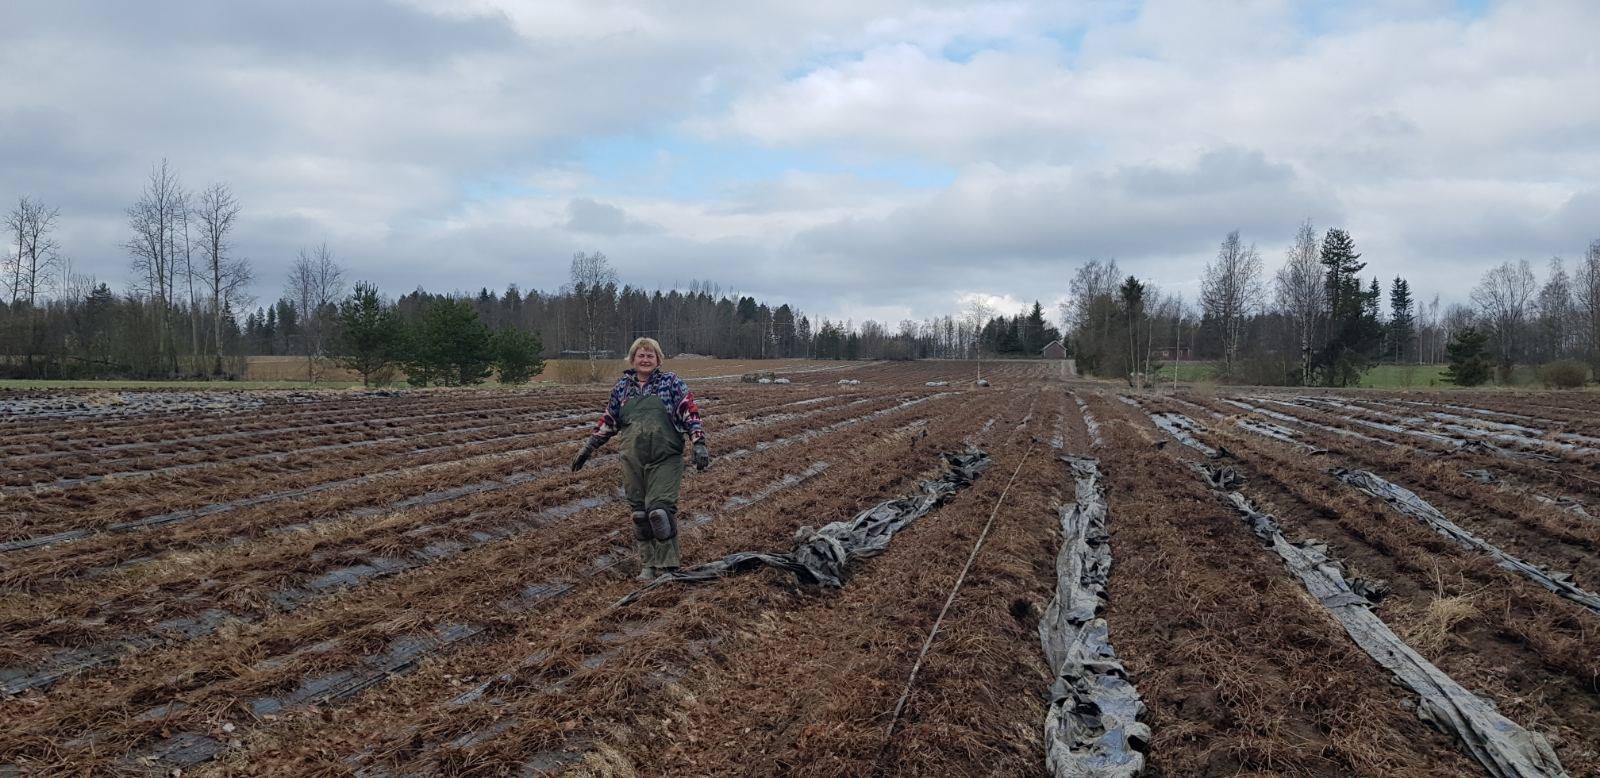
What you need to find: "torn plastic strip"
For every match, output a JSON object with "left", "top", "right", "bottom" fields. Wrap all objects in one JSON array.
[
  {"left": 1353, "top": 397, "right": 1600, "bottom": 450},
  {"left": 1072, "top": 392, "right": 1102, "bottom": 448},
  {"left": 1285, "top": 397, "right": 1464, "bottom": 448},
  {"left": 1192, "top": 464, "right": 1568, "bottom": 778},
  {"left": 1230, "top": 398, "right": 1554, "bottom": 465},
  {"left": 1040, "top": 456, "right": 1149, "bottom": 777},
  {"left": 614, "top": 451, "right": 992, "bottom": 607},
  {"left": 1459, "top": 471, "right": 1596, "bottom": 521},
  {"left": 1532, "top": 494, "right": 1596, "bottom": 522},
  {"left": 1225, "top": 398, "right": 1397, "bottom": 448},
  {"left": 1332, "top": 468, "right": 1600, "bottom": 618},
  {"left": 1234, "top": 417, "right": 1326, "bottom": 454},
  {"left": 1146, "top": 411, "right": 1221, "bottom": 458},
  {"left": 1165, "top": 395, "right": 1223, "bottom": 420},
  {"left": 1387, "top": 397, "right": 1547, "bottom": 425},
  {"left": 1298, "top": 397, "right": 1591, "bottom": 456}
]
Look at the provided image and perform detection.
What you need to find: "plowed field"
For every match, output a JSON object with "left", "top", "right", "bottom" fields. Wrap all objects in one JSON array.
[{"left": 2, "top": 368, "right": 1596, "bottom": 776}]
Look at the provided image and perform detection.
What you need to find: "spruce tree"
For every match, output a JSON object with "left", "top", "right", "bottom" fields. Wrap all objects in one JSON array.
[
  {"left": 1388, "top": 277, "right": 1414, "bottom": 363},
  {"left": 1025, "top": 300, "right": 1047, "bottom": 353}
]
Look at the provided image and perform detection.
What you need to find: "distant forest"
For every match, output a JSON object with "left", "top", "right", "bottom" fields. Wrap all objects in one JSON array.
[
  {"left": 0, "top": 166, "right": 1055, "bottom": 380},
  {"left": 6, "top": 163, "right": 1595, "bottom": 385},
  {"left": 1065, "top": 224, "right": 1600, "bottom": 387}
]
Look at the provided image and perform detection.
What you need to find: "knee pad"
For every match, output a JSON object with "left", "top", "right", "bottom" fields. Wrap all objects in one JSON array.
[
  {"left": 647, "top": 507, "right": 677, "bottom": 541},
  {"left": 631, "top": 510, "right": 651, "bottom": 541}
]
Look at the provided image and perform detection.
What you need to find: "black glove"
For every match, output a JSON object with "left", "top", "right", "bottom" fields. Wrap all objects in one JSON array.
[
  {"left": 571, "top": 439, "right": 599, "bottom": 471},
  {"left": 693, "top": 441, "right": 711, "bottom": 471}
]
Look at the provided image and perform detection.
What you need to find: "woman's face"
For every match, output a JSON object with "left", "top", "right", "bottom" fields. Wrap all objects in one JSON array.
[{"left": 631, "top": 347, "right": 660, "bottom": 376}]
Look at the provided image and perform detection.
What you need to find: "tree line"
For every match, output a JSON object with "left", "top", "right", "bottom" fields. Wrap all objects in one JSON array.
[
  {"left": 1065, "top": 221, "right": 1600, "bottom": 387},
  {"left": 4, "top": 161, "right": 253, "bottom": 379},
  {"left": 10, "top": 163, "right": 1596, "bottom": 386}
]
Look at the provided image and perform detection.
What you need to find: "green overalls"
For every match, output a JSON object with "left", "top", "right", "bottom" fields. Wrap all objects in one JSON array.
[{"left": 619, "top": 393, "right": 685, "bottom": 569}]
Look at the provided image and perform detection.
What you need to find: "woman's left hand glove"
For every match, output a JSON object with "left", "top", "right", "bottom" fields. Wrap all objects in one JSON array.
[
  {"left": 693, "top": 441, "right": 711, "bottom": 471},
  {"left": 571, "top": 439, "right": 599, "bottom": 471}
]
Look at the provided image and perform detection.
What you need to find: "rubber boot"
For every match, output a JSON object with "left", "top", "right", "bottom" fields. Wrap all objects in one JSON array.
[{"left": 632, "top": 510, "right": 654, "bottom": 580}]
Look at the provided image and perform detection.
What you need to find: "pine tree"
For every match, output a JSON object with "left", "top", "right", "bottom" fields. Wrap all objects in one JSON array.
[
  {"left": 1320, "top": 228, "right": 1365, "bottom": 324},
  {"left": 1444, "top": 326, "right": 1491, "bottom": 386},
  {"left": 492, "top": 326, "right": 544, "bottom": 384},
  {"left": 400, "top": 298, "right": 495, "bottom": 386},
  {"left": 334, "top": 282, "right": 398, "bottom": 386},
  {"left": 1314, "top": 229, "right": 1379, "bottom": 385}
]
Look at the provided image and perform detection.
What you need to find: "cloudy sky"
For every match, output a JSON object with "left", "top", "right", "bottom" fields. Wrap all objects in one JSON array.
[{"left": 3, "top": 0, "right": 1596, "bottom": 326}]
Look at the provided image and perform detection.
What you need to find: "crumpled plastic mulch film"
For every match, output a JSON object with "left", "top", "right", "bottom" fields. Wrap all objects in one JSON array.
[
  {"left": 1197, "top": 465, "right": 1569, "bottom": 778},
  {"left": 1072, "top": 392, "right": 1102, "bottom": 448},
  {"left": 613, "top": 451, "right": 992, "bottom": 607},
  {"left": 1333, "top": 468, "right": 1600, "bottom": 617},
  {"left": 1040, "top": 455, "right": 1149, "bottom": 778},
  {"left": 1234, "top": 417, "right": 1326, "bottom": 454},
  {"left": 1148, "top": 412, "right": 1220, "bottom": 457}
]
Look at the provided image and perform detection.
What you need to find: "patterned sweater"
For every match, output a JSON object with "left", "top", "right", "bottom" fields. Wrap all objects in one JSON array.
[{"left": 589, "top": 369, "right": 705, "bottom": 445}]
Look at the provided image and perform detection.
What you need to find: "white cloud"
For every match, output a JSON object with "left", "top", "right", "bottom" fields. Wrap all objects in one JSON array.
[{"left": 0, "top": 0, "right": 1596, "bottom": 327}]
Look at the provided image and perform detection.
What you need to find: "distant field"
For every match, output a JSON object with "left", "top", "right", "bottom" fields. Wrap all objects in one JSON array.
[
  {"left": 1152, "top": 361, "right": 1216, "bottom": 383},
  {"left": 0, "top": 356, "right": 855, "bottom": 391},
  {"left": 1145, "top": 360, "right": 1586, "bottom": 390},
  {"left": 0, "top": 378, "right": 365, "bottom": 390}
]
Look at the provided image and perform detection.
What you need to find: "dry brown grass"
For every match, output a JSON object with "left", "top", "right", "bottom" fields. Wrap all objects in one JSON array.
[
  {"left": 1404, "top": 594, "right": 1482, "bottom": 654},
  {"left": 540, "top": 359, "right": 609, "bottom": 385},
  {"left": 244, "top": 355, "right": 367, "bottom": 382}
]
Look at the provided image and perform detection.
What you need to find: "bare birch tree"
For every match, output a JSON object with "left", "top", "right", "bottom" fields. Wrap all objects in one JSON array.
[
  {"left": 178, "top": 199, "right": 201, "bottom": 368},
  {"left": 5, "top": 196, "right": 62, "bottom": 308},
  {"left": 568, "top": 251, "right": 617, "bottom": 375},
  {"left": 286, "top": 243, "right": 345, "bottom": 382},
  {"left": 1576, "top": 239, "right": 1600, "bottom": 374},
  {"left": 1535, "top": 257, "right": 1576, "bottom": 361},
  {"left": 1067, "top": 258, "right": 1121, "bottom": 374},
  {"left": 965, "top": 297, "right": 995, "bottom": 381},
  {"left": 1202, "top": 230, "right": 1264, "bottom": 378},
  {"left": 1274, "top": 219, "right": 1323, "bottom": 383},
  {"left": 1418, "top": 293, "right": 1441, "bottom": 364},
  {"left": 125, "top": 159, "right": 186, "bottom": 373},
  {"left": 197, "top": 183, "right": 250, "bottom": 375},
  {"left": 5, "top": 197, "right": 65, "bottom": 372},
  {"left": 1471, "top": 259, "right": 1537, "bottom": 373}
]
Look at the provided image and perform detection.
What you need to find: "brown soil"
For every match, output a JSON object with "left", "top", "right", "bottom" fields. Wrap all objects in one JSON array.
[{"left": 4, "top": 369, "right": 1592, "bottom": 776}]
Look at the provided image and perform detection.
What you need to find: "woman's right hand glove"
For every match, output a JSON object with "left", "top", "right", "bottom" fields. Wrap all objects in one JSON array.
[{"left": 571, "top": 439, "right": 598, "bottom": 471}]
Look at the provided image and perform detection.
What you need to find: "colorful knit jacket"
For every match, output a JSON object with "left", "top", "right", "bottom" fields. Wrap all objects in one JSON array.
[{"left": 589, "top": 369, "right": 705, "bottom": 445}]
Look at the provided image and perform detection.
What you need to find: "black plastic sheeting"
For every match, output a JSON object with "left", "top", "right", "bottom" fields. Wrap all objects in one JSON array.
[
  {"left": 1072, "top": 392, "right": 1102, "bottom": 448},
  {"left": 1227, "top": 398, "right": 1398, "bottom": 448},
  {"left": 1332, "top": 468, "right": 1600, "bottom": 618},
  {"left": 1195, "top": 465, "right": 1569, "bottom": 778},
  {"left": 613, "top": 451, "right": 992, "bottom": 607},
  {"left": 1040, "top": 456, "right": 1149, "bottom": 777},
  {"left": 1234, "top": 417, "right": 1327, "bottom": 454},
  {"left": 1148, "top": 412, "right": 1221, "bottom": 457},
  {"left": 1460, "top": 439, "right": 1562, "bottom": 463}
]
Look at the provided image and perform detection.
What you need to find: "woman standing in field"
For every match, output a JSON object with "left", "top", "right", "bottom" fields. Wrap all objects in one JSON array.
[{"left": 571, "top": 337, "right": 711, "bottom": 579}]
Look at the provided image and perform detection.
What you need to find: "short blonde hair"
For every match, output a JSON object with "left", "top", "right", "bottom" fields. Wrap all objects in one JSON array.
[{"left": 627, "top": 337, "right": 664, "bottom": 362}]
